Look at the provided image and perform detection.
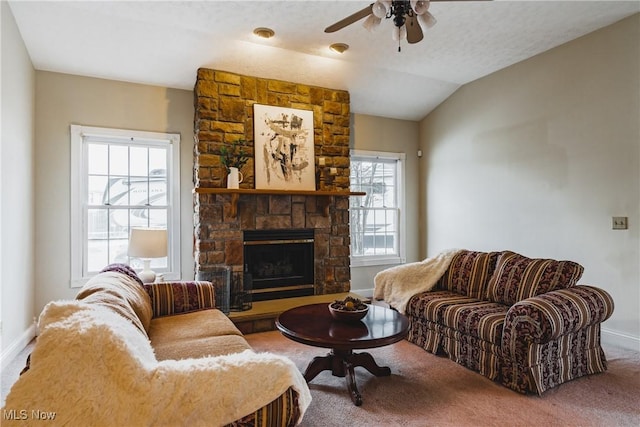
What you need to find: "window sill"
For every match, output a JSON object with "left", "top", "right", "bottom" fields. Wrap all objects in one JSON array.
[{"left": 350, "top": 256, "right": 405, "bottom": 268}]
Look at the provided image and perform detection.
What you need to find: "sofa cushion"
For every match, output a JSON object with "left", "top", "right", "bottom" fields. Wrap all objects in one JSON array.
[
  {"left": 77, "top": 270, "right": 153, "bottom": 335},
  {"left": 153, "top": 335, "right": 252, "bottom": 360},
  {"left": 486, "top": 252, "right": 584, "bottom": 306},
  {"left": 406, "top": 290, "right": 481, "bottom": 324},
  {"left": 441, "top": 301, "right": 509, "bottom": 345},
  {"left": 149, "top": 310, "right": 248, "bottom": 360},
  {"left": 149, "top": 309, "right": 243, "bottom": 341},
  {"left": 436, "top": 250, "right": 502, "bottom": 299}
]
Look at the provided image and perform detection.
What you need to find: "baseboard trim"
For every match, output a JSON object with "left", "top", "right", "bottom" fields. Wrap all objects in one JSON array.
[
  {"left": 352, "top": 287, "right": 374, "bottom": 298},
  {"left": 601, "top": 327, "right": 639, "bottom": 352},
  {"left": 1, "top": 323, "right": 36, "bottom": 371}
]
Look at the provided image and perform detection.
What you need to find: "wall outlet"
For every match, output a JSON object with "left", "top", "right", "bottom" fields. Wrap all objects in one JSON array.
[{"left": 612, "top": 216, "right": 628, "bottom": 230}]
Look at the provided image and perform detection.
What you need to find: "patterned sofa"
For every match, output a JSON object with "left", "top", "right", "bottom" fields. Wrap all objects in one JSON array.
[
  {"left": 404, "top": 250, "right": 614, "bottom": 394},
  {"left": 3, "top": 264, "right": 310, "bottom": 426}
]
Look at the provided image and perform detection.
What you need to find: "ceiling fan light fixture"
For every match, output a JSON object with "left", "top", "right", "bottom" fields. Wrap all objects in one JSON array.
[
  {"left": 411, "top": 0, "right": 431, "bottom": 16},
  {"left": 330, "top": 43, "right": 349, "bottom": 54},
  {"left": 324, "top": 0, "right": 440, "bottom": 52},
  {"left": 418, "top": 12, "right": 437, "bottom": 29},
  {"left": 362, "top": 15, "right": 382, "bottom": 32},
  {"left": 372, "top": 0, "right": 388, "bottom": 19},
  {"left": 253, "top": 27, "right": 275, "bottom": 39}
]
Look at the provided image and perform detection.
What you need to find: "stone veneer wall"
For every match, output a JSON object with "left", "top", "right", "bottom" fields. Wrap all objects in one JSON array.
[{"left": 193, "top": 68, "right": 352, "bottom": 295}]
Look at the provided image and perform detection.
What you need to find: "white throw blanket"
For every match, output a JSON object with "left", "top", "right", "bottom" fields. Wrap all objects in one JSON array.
[
  {"left": 2, "top": 301, "right": 311, "bottom": 426},
  {"left": 374, "top": 249, "right": 461, "bottom": 314}
]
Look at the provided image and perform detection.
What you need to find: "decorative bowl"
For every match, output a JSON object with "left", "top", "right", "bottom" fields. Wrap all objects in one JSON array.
[{"left": 328, "top": 302, "right": 369, "bottom": 322}]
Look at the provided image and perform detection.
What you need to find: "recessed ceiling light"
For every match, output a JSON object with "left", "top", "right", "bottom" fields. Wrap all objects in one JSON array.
[
  {"left": 253, "top": 27, "right": 275, "bottom": 39},
  {"left": 330, "top": 43, "right": 349, "bottom": 54}
]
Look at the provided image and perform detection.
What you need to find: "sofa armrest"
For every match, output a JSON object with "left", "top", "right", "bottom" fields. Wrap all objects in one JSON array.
[
  {"left": 502, "top": 285, "right": 614, "bottom": 348},
  {"left": 144, "top": 281, "right": 216, "bottom": 317}
]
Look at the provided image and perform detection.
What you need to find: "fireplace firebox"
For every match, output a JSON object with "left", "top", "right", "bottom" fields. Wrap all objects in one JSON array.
[{"left": 243, "top": 229, "right": 315, "bottom": 301}]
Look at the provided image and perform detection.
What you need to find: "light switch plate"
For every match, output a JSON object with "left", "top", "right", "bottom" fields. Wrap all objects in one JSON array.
[{"left": 612, "top": 217, "right": 628, "bottom": 230}]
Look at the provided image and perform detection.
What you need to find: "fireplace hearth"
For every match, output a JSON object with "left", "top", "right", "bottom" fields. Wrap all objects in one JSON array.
[{"left": 244, "top": 229, "right": 314, "bottom": 301}]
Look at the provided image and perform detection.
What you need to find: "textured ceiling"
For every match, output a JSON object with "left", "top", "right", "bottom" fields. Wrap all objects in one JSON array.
[{"left": 8, "top": 0, "right": 640, "bottom": 121}]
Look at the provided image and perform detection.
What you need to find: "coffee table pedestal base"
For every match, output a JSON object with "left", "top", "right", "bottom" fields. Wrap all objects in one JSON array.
[{"left": 303, "top": 349, "right": 391, "bottom": 406}]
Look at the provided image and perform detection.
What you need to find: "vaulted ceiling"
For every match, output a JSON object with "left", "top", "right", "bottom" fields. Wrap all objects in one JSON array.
[{"left": 8, "top": 1, "right": 640, "bottom": 121}]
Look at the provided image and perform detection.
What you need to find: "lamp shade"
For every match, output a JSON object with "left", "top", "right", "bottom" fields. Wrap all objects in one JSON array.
[{"left": 128, "top": 228, "right": 168, "bottom": 259}]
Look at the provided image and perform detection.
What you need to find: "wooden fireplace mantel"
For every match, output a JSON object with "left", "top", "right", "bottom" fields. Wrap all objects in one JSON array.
[{"left": 193, "top": 188, "right": 366, "bottom": 218}]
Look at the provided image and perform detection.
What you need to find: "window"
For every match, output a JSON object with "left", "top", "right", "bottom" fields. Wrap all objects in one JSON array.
[
  {"left": 70, "top": 125, "right": 180, "bottom": 287},
  {"left": 350, "top": 150, "right": 406, "bottom": 267}
]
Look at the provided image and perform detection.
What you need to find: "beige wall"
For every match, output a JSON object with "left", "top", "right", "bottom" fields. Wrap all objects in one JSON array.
[
  {"left": 1, "top": 2, "right": 36, "bottom": 366},
  {"left": 350, "top": 114, "right": 420, "bottom": 295},
  {"left": 420, "top": 14, "right": 639, "bottom": 349},
  {"left": 33, "top": 72, "right": 195, "bottom": 313},
  {"left": 29, "top": 71, "right": 419, "bottom": 311}
]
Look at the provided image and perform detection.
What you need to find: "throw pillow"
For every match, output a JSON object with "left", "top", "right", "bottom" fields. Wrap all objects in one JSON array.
[
  {"left": 144, "top": 282, "right": 216, "bottom": 317},
  {"left": 485, "top": 251, "right": 584, "bottom": 306},
  {"left": 437, "top": 250, "right": 502, "bottom": 299}
]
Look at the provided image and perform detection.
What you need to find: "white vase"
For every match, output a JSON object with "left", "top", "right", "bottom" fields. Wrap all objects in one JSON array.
[{"left": 227, "top": 167, "right": 243, "bottom": 189}]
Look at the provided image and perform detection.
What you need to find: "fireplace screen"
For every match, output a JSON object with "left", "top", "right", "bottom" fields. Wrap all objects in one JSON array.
[{"left": 243, "top": 229, "right": 314, "bottom": 301}]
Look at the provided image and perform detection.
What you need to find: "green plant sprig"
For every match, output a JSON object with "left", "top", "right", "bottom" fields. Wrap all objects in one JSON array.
[{"left": 220, "top": 140, "right": 250, "bottom": 172}]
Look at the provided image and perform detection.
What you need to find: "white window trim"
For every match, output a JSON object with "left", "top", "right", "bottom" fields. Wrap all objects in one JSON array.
[
  {"left": 350, "top": 149, "right": 406, "bottom": 268},
  {"left": 70, "top": 125, "right": 181, "bottom": 287}
]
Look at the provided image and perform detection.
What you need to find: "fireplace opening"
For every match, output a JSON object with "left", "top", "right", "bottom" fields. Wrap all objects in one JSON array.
[{"left": 243, "top": 229, "right": 315, "bottom": 301}]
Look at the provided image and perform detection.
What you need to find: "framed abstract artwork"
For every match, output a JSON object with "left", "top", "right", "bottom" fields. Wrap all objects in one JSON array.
[{"left": 253, "top": 104, "right": 315, "bottom": 191}]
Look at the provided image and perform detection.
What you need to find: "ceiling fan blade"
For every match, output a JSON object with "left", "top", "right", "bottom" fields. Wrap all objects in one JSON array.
[
  {"left": 325, "top": 4, "right": 374, "bottom": 33},
  {"left": 406, "top": 15, "right": 424, "bottom": 44}
]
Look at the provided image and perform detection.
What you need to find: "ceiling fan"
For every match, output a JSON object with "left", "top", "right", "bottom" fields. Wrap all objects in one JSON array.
[{"left": 325, "top": 0, "right": 483, "bottom": 52}]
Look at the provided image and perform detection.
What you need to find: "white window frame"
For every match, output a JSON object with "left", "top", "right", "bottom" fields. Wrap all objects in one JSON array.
[
  {"left": 350, "top": 149, "right": 406, "bottom": 267},
  {"left": 70, "top": 125, "right": 181, "bottom": 287}
]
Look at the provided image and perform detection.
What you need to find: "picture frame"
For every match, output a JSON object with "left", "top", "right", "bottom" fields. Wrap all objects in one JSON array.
[{"left": 253, "top": 104, "right": 315, "bottom": 191}]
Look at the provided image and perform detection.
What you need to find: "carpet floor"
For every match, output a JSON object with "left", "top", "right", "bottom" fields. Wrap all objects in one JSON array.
[
  {"left": 2, "top": 333, "right": 638, "bottom": 426},
  {"left": 245, "top": 331, "right": 640, "bottom": 427}
]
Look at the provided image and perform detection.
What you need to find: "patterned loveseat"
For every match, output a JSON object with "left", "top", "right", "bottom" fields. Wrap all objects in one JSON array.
[
  {"left": 3, "top": 264, "right": 310, "bottom": 426},
  {"left": 404, "top": 250, "right": 614, "bottom": 394}
]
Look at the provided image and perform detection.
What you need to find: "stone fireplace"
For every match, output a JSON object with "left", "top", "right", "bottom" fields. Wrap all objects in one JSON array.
[{"left": 192, "top": 68, "right": 354, "bottom": 300}]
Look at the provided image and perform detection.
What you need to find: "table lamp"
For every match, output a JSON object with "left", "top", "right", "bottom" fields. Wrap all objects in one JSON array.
[{"left": 127, "top": 228, "right": 168, "bottom": 283}]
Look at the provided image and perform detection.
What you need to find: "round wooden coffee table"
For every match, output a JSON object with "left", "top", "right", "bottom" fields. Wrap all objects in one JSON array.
[{"left": 275, "top": 302, "right": 409, "bottom": 406}]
